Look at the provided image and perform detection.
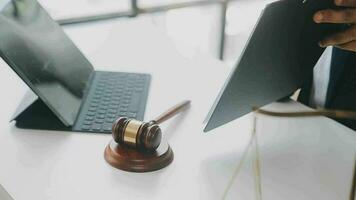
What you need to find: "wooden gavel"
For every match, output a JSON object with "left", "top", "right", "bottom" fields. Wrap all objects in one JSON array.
[{"left": 112, "top": 100, "right": 191, "bottom": 152}]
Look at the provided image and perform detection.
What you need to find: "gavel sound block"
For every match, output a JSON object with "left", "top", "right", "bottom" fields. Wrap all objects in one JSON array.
[{"left": 104, "top": 100, "right": 190, "bottom": 173}]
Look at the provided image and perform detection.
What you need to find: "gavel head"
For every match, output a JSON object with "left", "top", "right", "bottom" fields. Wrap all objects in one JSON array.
[{"left": 112, "top": 117, "right": 162, "bottom": 152}]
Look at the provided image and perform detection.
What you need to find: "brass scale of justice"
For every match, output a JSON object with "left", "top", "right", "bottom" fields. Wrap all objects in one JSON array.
[{"left": 104, "top": 100, "right": 190, "bottom": 173}]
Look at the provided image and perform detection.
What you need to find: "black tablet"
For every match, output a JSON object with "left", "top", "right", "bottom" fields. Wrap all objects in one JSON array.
[{"left": 205, "top": 0, "right": 346, "bottom": 132}]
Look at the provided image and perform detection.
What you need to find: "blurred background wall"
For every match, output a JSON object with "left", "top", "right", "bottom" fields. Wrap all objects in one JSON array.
[{"left": 39, "top": 0, "right": 275, "bottom": 64}]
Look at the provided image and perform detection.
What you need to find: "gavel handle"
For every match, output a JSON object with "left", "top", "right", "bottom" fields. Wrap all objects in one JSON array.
[{"left": 154, "top": 100, "right": 191, "bottom": 124}]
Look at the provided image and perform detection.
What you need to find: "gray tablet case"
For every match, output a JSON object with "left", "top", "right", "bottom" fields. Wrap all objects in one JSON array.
[{"left": 204, "top": 0, "right": 346, "bottom": 132}]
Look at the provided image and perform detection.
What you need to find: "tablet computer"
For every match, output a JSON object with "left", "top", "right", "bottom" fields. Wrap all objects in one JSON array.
[{"left": 204, "top": 0, "right": 346, "bottom": 132}]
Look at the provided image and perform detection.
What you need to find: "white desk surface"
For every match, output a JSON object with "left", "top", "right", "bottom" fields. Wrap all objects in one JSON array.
[{"left": 0, "top": 18, "right": 355, "bottom": 200}]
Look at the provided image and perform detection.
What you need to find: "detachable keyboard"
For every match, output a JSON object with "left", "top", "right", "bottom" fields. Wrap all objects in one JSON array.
[{"left": 73, "top": 71, "right": 151, "bottom": 133}]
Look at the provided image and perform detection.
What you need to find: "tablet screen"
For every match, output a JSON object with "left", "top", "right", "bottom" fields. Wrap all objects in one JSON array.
[{"left": 0, "top": 0, "right": 94, "bottom": 126}]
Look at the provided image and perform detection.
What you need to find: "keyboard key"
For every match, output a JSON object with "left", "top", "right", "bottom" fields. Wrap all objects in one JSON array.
[
  {"left": 85, "top": 116, "right": 94, "bottom": 121},
  {"left": 108, "top": 109, "right": 117, "bottom": 114},
  {"left": 87, "top": 112, "right": 95, "bottom": 116},
  {"left": 95, "top": 91, "right": 103, "bottom": 95},
  {"left": 109, "top": 103, "right": 119, "bottom": 108},
  {"left": 81, "top": 125, "right": 91, "bottom": 130},
  {"left": 111, "top": 100, "right": 120, "bottom": 104},
  {"left": 90, "top": 103, "right": 98, "bottom": 107},
  {"left": 119, "top": 110, "right": 128, "bottom": 115},
  {"left": 97, "top": 114, "right": 105, "bottom": 119},
  {"left": 119, "top": 104, "right": 128, "bottom": 108},
  {"left": 103, "top": 123, "right": 113, "bottom": 131},
  {"left": 88, "top": 107, "right": 97, "bottom": 112},
  {"left": 92, "top": 124, "right": 102, "bottom": 131},
  {"left": 127, "top": 112, "right": 137, "bottom": 118},
  {"left": 106, "top": 118, "right": 115, "bottom": 123},
  {"left": 95, "top": 119, "right": 104, "bottom": 124},
  {"left": 119, "top": 112, "right": 127, "bottom": 116},
  {"left": 100, "top": 105, "right": 108, "bottom": 110},
  {"left": 83, "top": 121, "right": 92, "bottom": 125},
  {"left": 112, "top": 96, "right": 121, "bottom": 101},
  {"left": 106, "top": 113, "right": 115, "bottom": 118},
  {"left": 98, "top": 110, "right": 106, "bottom": 114}
]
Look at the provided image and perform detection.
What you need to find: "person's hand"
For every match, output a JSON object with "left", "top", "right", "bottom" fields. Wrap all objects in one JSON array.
[{"left": 314, "top": 0, "right": 356, "bottom": 52}]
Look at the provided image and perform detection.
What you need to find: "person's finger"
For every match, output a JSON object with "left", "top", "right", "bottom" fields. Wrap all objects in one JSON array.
[
  {"left": 335, "top": 0, "right": 356, "bottom": 7},
  {"left": 314, "top": 9, "right": 356, "bottom": 24},
  {"left": 335, "top": 40, "right": 356, "bottom": 52},
  {"left": 319, "top": 25, "right": 356, "bottom": 47}
]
